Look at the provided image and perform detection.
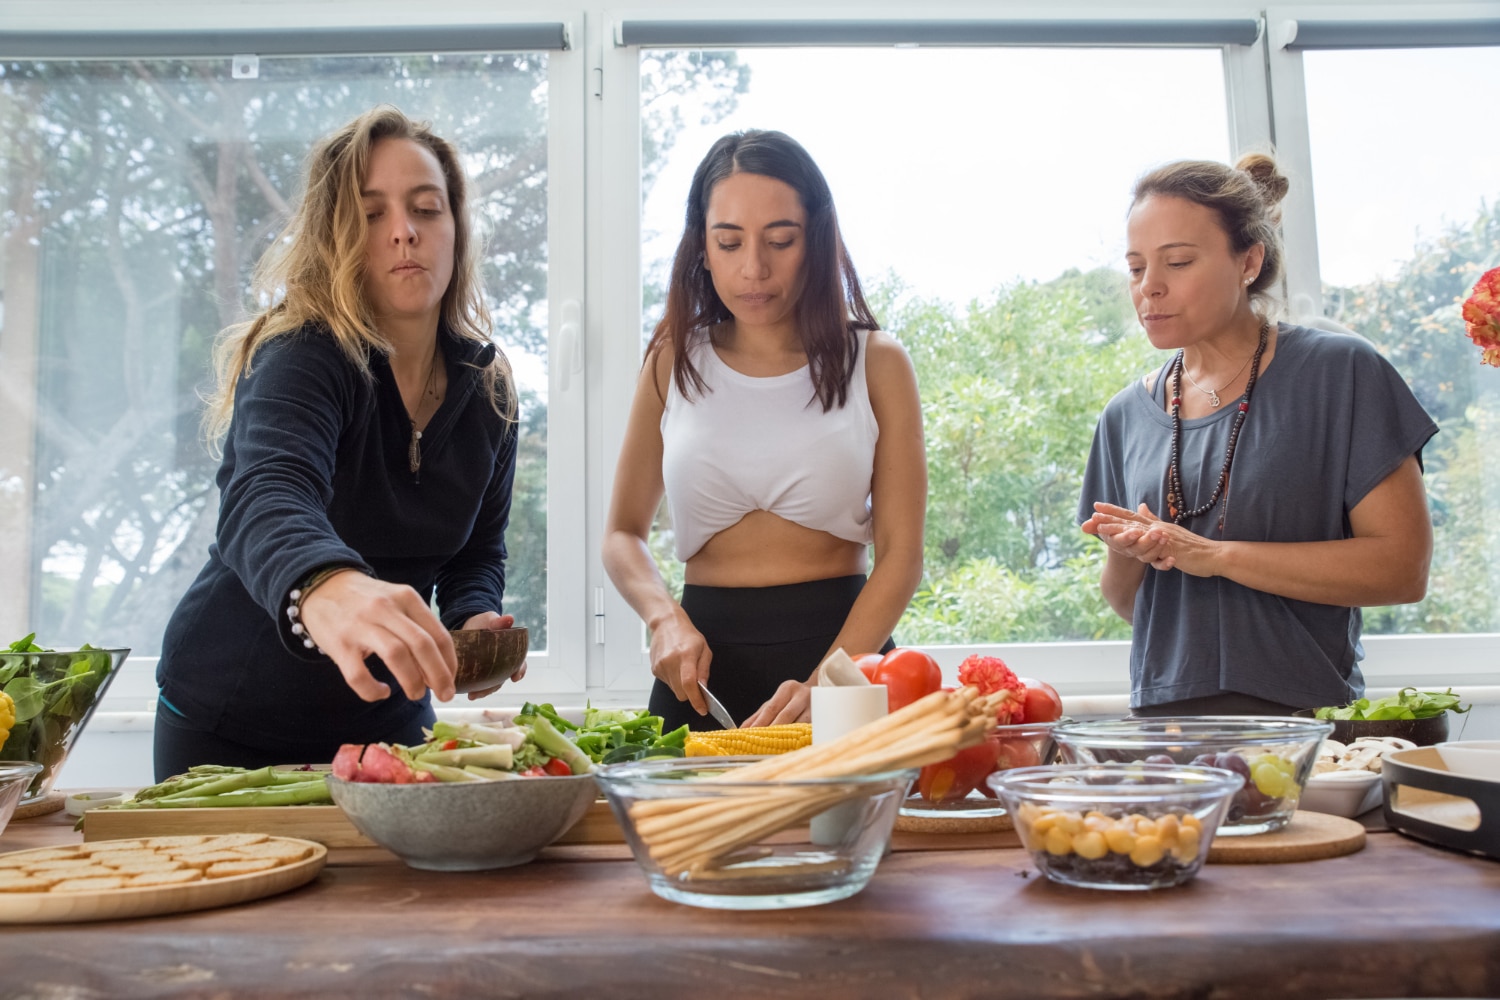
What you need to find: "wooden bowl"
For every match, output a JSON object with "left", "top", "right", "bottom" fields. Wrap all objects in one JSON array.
[
  {"left": 1296, "top": 709, "right": 1450, "bottom": 747},
  {"left": 450, "top": 627, "right": 528, "bottom": 694}
]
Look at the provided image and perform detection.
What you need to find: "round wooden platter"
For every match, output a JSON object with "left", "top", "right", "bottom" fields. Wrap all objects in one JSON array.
[
  {"left": 0, "top": 836, "right": 328, "bottom": 924},
  {"left": 12, "top": 792, "right": 66, "bottom": 820},
  {"left": 1207, "top": 810, "right": 1366, "bottom": 864}
]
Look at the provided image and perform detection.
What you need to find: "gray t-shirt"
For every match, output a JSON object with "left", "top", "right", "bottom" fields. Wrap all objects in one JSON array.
[{"left": 1078, "top": 323, "right": 1437, "bottom": 710}]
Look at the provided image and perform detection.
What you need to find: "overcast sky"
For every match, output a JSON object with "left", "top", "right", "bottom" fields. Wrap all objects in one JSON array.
[{"left": 644, "top": 45, "right": 1500, "bottom": 308}]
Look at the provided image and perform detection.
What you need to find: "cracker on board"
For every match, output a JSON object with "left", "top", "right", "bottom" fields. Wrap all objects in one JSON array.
[
  {"left": 128, "top": 869, "right": 204, "bottom": 888},
  {"left": 200, "top": 833, "right": 270, "bottom": 850},
  {"left": 205, "top": 858, "right": 279, "bottom": 879},
  {"left": 51, "top": 876, "right": 127, "bottom": 893}
]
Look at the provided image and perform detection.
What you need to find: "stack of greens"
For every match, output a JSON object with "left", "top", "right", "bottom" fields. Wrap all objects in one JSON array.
[
  {"left": 517, "top": 703, "right": 688, "bottom": 765},
  {"left": 1315, "top": 687, "right": 1470, "bottom": 721},
  {"left": 109, "top": 765, "right": 333, "bottom": 809}
]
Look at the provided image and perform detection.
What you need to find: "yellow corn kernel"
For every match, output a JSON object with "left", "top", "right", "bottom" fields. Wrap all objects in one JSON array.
[
  {"left": 1130, "top": 835, "right": 1165, "bottom": 868},
  {"left": 684, "top": 723, "right": 812, "bottom": 757},
  {"left": 1073, "top": 830, "right": 1109, "bottom": 860},
  {"left": 1104, "top": 825, "right": 1136, "bottom": 855}
]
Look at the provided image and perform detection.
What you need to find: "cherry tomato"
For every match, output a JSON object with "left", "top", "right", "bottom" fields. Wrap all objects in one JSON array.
[
  {"left": 1017, "top": 677, "right": 1064, "bottom": 723},
  {"left": 976, "top": 737, "right": 1044, "bottom": 798},
  {"left": 852, "top": 652, "right": 885, "bottom": 683},
  {"left": 542, "top": 757, "right": 574, "bottom": 777},
  {"left": 919, "top": 735, "right": 1000, "bottom": 802},
  {"left": 870, "top": 647, "right": 942, "bottom": 713}
]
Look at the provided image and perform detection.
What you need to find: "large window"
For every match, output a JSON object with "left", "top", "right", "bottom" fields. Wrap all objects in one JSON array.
[
  {"left": 0, "top": 52, "right": 553, "bottom": 654},
  {"left": 1302, "top": 45, "right": 1500, "bottom": 636},
  {"left": 639, "top": 45, "right": 1230, "bottom": 645}
]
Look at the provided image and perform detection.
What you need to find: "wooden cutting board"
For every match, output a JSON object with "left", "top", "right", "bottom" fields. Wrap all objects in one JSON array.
[
  {"left": 1207, "top": 810, "right": 1366, "bottom": 864},
  {"left": 0, "top": 836, "right": 327, "bottom": 924}
]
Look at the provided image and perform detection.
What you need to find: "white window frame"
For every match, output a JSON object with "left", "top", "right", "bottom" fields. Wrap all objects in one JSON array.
[{"left": 592, "top": 3, "right": 1500, "bottom": 707}]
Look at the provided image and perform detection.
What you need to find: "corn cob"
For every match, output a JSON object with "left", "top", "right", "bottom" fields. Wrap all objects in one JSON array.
[{"left": 685, "top": 723, "right": 812, "bottom": 757}]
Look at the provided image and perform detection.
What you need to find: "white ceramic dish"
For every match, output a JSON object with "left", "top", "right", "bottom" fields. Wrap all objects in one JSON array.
[
  {"left": 1299, "top": 770, "right": 1383, "bottom": 818},
  {"left": 1434, "top": 740, "right": 1500, "bottom": 783},
  {"left": 64, "top": 791, "right": 126, "bottom": 817}
]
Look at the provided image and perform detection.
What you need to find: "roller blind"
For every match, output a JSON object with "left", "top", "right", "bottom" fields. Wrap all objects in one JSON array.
[
  {"left": 0, "top": 23, "right": 571, "bottom": 58},
  {"left": 615, "top": 18, "right": 1261, "bottom": 48},
  {"left": 1280, "top": 18, "right": 1500, "bottom": 50}
]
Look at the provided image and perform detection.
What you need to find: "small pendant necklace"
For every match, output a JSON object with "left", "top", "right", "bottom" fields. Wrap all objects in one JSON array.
[
  {"left": 1166, "top": 319, "right": 1269, "bottom": 531},
  {"left": 407, "top": 344, "right": 442, "bottom": 477},
  {"left": 1180, "top": 348, "right": 1254, "bottom": 408}
]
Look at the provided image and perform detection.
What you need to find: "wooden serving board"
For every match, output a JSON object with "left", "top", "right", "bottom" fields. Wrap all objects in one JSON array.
[
  {"left": 1207, "top": 810, "right": 1366, "bottom": 864},
  {"left": 85, "top": 799, "right": 630, "bottom": 850},
  {"left": 0, "top": 836, "right": 327, "bottom": 924}
]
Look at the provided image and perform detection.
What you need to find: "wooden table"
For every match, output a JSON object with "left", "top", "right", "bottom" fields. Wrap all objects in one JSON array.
[{"left": 2, "top": 804, "right": 1497, "bottom": 1000}]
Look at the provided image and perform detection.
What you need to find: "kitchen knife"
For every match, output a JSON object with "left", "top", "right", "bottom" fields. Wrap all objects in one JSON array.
[{"left": 697, "top": 681, "right": 738, "bottom": 730}]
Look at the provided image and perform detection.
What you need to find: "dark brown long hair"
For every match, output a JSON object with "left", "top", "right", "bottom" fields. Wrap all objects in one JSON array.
[{"left": 647, "top": 129, "right": 878, "bottom": 411}]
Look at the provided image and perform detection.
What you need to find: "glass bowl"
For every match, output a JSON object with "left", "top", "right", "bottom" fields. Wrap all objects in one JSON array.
[
  {"left": 990, "top": 762, "right": 1244, "bottom": 890},
  {"left": 1051, "top": 717, "right": 1333, "bottom": 835},
  {"left": 594, "top": 756, "right": 915, "bottom": 910},
  {"left": 0, "top": 646, "right": 130, "bottom": 801},
  {"left": 0, "top": 762, "right": 45, "bottom": 836},
  {"left": 899, "top": 720, "right": 1061, "bottom": 821}
]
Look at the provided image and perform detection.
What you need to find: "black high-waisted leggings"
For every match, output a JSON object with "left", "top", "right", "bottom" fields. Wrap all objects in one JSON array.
[{"left": 647, "top": 574, "right": 894, "bottom": 733}]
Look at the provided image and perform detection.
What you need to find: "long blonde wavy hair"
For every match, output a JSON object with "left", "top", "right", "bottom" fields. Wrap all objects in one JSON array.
[{"left": 204, "top": 105, "right": 515, "bottom": 448}]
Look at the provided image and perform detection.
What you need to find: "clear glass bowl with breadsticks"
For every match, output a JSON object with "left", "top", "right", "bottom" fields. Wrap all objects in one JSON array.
[{"left": 594, "top": 686, "right": 1000, "bottom": 909}]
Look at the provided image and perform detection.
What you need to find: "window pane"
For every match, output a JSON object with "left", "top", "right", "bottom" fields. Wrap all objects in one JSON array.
[
  {"left": 1304, "top": 47, "right": 1500, "bottom": 635},
  {"left": 640, "top": 46, "right": 1229, "bottom": 643},
  {"left": 0, "top": 53, "right": 550, "bottom": 654}
]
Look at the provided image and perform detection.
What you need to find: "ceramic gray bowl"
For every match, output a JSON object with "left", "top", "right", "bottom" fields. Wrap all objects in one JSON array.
[{"left": 327, "top": 772, "right": 595, "bottom": 871}]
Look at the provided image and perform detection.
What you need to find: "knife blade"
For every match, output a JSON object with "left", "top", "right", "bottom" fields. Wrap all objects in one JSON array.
[{"left": 697, "top": 681, "right": 738, "bottom": 730}]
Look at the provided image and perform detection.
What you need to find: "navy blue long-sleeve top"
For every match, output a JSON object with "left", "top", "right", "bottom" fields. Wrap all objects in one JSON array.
[{"left": 158, "top": 324, "right": 517, "bottom": 753}]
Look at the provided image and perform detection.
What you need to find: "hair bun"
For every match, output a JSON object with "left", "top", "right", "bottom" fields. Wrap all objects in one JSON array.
[{"left": 1235, "top": 152, "right": 1290, "bottom": 208}]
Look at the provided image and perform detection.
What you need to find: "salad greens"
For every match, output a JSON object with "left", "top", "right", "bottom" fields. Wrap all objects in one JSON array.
[
  {"left": 2, "top": 633, "right": 120, "bottom": 796},
  {"left": 1315, "top": 687, "right": 1470, "bottom": 721},
  {"left": 517, "top": 702, "right": 688, "bottom": 765}
]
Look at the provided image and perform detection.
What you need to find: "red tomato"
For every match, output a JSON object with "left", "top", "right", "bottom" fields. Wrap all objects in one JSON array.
[
  {"left": 519, "top": 765, "right": 547, "bottom": 777},
  {"left": 978, "top": 738, "right": 1044, "bottom": 797},
  {"left": 870, "top": 647, "right": 942, "bottom": 713},
  {"left": 919, "top": 736, "right": 1000, "bottom": 802},
  {"left": 1017, "top": 677, "right": 1064, "bottom": 723},
  {"left": 852, "top": 652, "right": 885, "bottom": 683},
  {"left": 542, "top": 757, "right": 574, "bottom": 777}
]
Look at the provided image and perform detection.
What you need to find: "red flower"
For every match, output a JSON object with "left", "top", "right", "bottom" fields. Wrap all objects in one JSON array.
[
  {"left": 1462, "top": 266, "right": 1500, "bottom": 367},
  {"left": 956, "top": 654, "right": 1026, "bottom": 724}
]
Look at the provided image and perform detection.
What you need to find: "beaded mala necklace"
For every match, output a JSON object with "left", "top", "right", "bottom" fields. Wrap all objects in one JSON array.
[{"left": 1166, "top": 318, "right": 1270, "bottom": 531}]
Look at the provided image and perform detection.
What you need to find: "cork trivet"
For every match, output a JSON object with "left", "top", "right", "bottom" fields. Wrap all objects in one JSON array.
[
  {"left": 1207, "top": 810, "right": 1365, "bottom": 864},
  {"left": 895, "top": 810, "right": 1014, "bottom": 835},
  {"left": 12, "top": 793, "right": 66, "bottom": 821}
]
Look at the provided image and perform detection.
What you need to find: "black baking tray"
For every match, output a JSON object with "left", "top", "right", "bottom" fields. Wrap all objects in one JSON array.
[{"left": 1382, "top": 746, "right": 1499, "bottom": 861}]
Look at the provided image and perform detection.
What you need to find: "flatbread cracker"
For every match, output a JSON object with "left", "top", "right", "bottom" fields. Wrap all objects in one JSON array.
[
  {"left": 199, "top": 833, "right": 270, "bottom": 850},
  {"left": 0, "top": 877, "right": 58, "bottom": 893},
  {"left": 174, "top": 851, "right": 251, "bottom": 871},
  {"left": 205, "top": 859, "right": 278, "bottom": 878},
  {"left": 52, "top": 876, "right": 127, "bottom": 892},
  {"left": 128, "top": 869, "right": 204, "bottom": 887}
]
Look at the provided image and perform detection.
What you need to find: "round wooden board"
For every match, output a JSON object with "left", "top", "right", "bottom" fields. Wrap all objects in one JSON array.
[
  {"left": 1207, "top": 810, "right": 1365, "bottom": 864},
  {"left": 0, "top": 836, "right": 327, "bottom": 924},
  {"left": 12, "top": 792, "right": 65, "bottom": 820}
]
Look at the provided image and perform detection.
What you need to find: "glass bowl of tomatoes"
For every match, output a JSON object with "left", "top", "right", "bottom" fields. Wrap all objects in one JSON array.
[{"left": 899, "top": 720, "right": 1063, "bottom": 822}]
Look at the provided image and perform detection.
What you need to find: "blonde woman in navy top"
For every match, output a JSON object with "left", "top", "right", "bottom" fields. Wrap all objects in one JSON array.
[{"left": 604, "top": 130, "right": 927, "bottom": 731}]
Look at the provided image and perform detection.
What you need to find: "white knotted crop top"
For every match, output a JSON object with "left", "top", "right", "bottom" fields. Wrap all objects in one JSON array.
[{"left": 660, "top": 329, "right": 879, "bottom": 562}]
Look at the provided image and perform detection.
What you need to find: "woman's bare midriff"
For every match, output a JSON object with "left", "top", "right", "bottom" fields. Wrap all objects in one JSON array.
[{"left": 684, "top": 509, "right": 867, "bottom": 588}]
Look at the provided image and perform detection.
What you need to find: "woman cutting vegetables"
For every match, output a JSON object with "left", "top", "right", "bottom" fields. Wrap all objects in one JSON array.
[
  {"left": 603, "top": 129, "right": 927, "bottom": 731},
  {"left": 154, "top": 106, "right": 520, "bottom": 779}
]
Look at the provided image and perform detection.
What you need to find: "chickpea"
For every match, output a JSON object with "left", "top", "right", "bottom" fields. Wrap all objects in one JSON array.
[
  {"left": 1074, "top": 830, "right": 1109, "bottom": 860},
  {"left": 1130, "top": 835, "right": 1165, "bottom": 868},
  {"left": 1045, "top": 826, "right": 1073, "bottom": 856}
]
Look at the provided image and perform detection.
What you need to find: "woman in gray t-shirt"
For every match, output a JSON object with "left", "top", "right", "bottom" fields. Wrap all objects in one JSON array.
[{"left": 1079, "top": 154, "right": 1436, "bottom": 715}]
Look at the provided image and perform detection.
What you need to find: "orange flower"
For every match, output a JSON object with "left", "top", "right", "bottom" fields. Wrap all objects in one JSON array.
[
  {"left": 1462, "top": 266, "right": 1500, "bottom": 367},
  {"left": 957, "top": 654, "right": 1026, "bottom": 724}
]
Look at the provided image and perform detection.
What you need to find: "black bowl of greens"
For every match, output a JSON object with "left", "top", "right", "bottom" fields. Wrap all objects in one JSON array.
[
  {"left": 1302, "top": 688, "right": 1469, "bottom": 748},
  {"left": 1, "top": 635, "right": 129, "bottom": 801}
]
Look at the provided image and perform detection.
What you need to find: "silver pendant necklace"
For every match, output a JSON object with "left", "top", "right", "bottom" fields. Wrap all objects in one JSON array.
[
  {"left": 1180, "top": 349, "right": 1254, "bottom": 408},
  {"left": 407, "top": 345, "right": 442, "bottom": 476}
]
